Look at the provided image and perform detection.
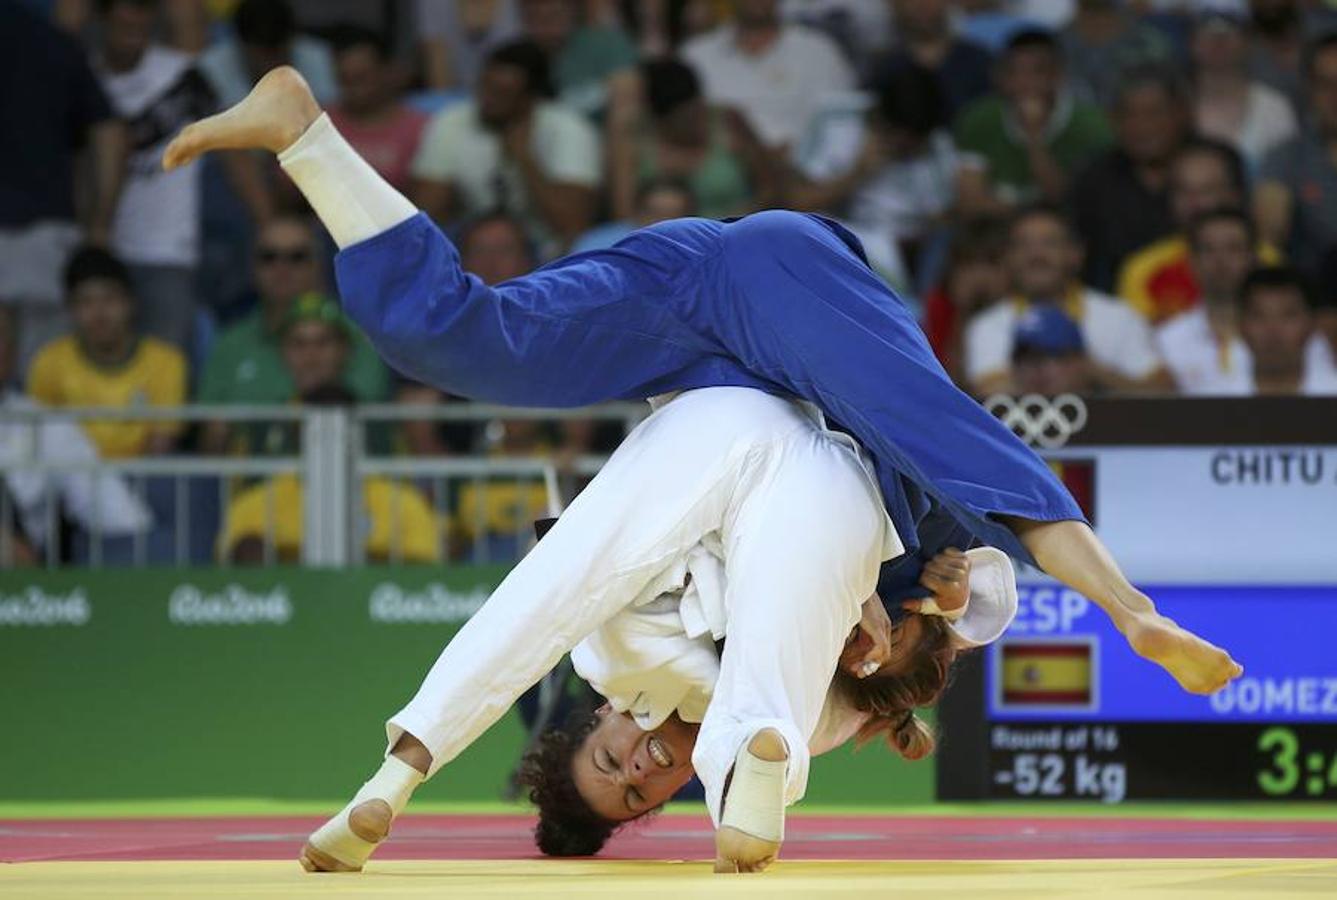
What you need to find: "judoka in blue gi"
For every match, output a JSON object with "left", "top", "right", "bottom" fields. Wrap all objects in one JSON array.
[{"left": 162, "top": 68, "right": 1242, "bottom": 876}]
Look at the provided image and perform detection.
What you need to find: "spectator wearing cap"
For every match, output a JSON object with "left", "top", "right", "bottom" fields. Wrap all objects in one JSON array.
[
  {"left": 680, "top": 0, "right": 856, "bottom": 151},
  {"left": 606, "top": 57, "right": 773, "bottom": 224},
  {"left": 866, "top": 0, "right": 993, "bottom": 124},
  {"left": 219, "top": 383, "right": 441, "bottom": 564},
  {"left": 197, "top": 0, "right": 337, "bottom": 109},
  {"left": 1069, "top": 66, "right": 1192, "bottom": 293},
  {"left": 519, "top": 0, "right": 638, "bottom": 119},
  {"left": 789, "top": 66, "right": 961, "bottom": 272},
  {"left": 197, "top": 216, "right": 388, "bottom": 454},
  {"left": 0, "top": 2, "right": 126, "bottom": 367},
  {"left": 1118, "top": 139, "right": 1281, "bottom": 324},
  {"left": 1255, "top": 34, "right": 1337, "bottom": 283},
  {"left": 963, "top": 205, "right": 1167, "bottom": 396},
  {"left": 327, "top": 26, "right": 428, "bottom": 194},
  {"left": 1009, "top": 303, "right": 1096, "bottom": 397},
  {"left": 26, "top": 246, "right": 186, "bottom": 458},
  {"left": 1191, "top": 10, "right": 1298, "bottom": 172},
  {"left": 411, "top": 40, "right": 600, "bottom": 252},
  {"left": 278, "top": 293, "right": 357, "bottom": 399},
  {"left": 93, "top": 0, "right": 220, "bottom": 354},
  {"left": 955, "top": 29, "right": 1112, "bottom": 217},
  {"left": 1206, "top": 266, "right": 1337, "bottom": 395},
  {"left": 1059, "top": 0, "right": 1174, "bottom": 109},
  {"left": 236, "top": 290, "right": 391, "bottom": 455}
]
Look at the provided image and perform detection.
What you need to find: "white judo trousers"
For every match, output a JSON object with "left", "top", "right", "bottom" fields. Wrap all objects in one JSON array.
[{"left": 387, "top": 387, "right": 895, "bottom": 820}]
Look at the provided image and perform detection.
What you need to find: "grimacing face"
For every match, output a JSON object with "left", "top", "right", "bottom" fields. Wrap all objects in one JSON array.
[
  {"left": 569, "top": 612, "right": 938, "bottom": 823},
  {"left": 571, "top": 708, "right": 698, "bottom": 823}
]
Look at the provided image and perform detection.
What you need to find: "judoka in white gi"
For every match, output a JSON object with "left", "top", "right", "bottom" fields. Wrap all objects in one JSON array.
[
  {"left": 160, "top": 68, "right": 1244, "bottom": 876},
  {"left": 327, "top": 384, "right": 948, "bottom": 873},
  {"left": 528, "top": 490, "right": 1019, "bottom": 860}
]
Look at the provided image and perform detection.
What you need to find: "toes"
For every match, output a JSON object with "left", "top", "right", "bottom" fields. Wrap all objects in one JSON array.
[{"left": 162, "top": 129, "right": 197, "bottom": 171}]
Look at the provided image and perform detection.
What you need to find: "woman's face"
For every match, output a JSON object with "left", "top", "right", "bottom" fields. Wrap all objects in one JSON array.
[{"left": 570, "top": 709, "right": 698, "bottom": 822}]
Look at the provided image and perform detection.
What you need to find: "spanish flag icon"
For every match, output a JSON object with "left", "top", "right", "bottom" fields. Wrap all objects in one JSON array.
[{"left": 1000, "top": 640, "right": 1095, "bottom": 708}]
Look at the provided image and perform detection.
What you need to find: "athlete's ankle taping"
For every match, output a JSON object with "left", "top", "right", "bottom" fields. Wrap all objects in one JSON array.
[{"left": 720, "top": 739, "right": 787, "bottom": 842}]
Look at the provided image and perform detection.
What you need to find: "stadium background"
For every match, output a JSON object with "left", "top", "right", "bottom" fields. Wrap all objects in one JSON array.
[{"left": 2, "top": 1, "right": 1337, "bottom": 895}]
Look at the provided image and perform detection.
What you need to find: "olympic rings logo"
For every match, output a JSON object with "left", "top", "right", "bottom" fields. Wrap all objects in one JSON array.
[{"left": 983, "top": 393, "right": 1089, "bottom": 449}]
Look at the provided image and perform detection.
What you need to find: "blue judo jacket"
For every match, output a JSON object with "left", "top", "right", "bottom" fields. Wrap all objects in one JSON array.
[{"left": 335, "top": 209, "right": 1084, "bottom": 565}]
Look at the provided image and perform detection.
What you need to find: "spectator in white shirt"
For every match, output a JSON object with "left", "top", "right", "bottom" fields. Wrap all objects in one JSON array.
[
  {"left": 1156, "top": 207, "right": 1257, "bottom": 394},
  {"left": 411, "top": 40, "right": 600, "bottom": 252},
  {"left": 1220, "top": 266, "right": 1337, "bottom": 395},
  {"left": 680, "top": 0, "right": 855, "bottom": 151},
  {"left": 95, "top": 0, "right": 218, "bottom": 354},
  {"left": 1158, "top": 210, "right": 1334, "bottom": 394},
  {"left": 964, "top": 204, "right": 1169, "bottom": 396}
]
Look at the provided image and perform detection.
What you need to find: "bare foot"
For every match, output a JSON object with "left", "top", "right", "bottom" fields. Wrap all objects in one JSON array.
[
  {"left": 163, "top": 66, "right": 321, "bottom": 171},
  {"left": 297, "top": 799, "right": 393, "bottom": 873},
  {"left": 1126, "top": 612, "right": 1243, "bottom": 695},
  {"left": 714, "top": 728, "right": 786, "bottom": 875}
]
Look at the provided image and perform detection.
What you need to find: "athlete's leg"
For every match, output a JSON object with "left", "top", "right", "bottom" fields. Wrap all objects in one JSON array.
[
  {"left": 693, "top": 425, "right": 888, "bottom": 873},
  {"left": 710, "top": 211, "right": 1240, "bottom": 695},
  {"left": 1005, "top": 517, "right": 1241, "bottom": 693}
]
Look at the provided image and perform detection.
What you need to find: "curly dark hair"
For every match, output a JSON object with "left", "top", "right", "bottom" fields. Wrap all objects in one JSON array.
[{"left": 516, "top": 712, "right": 621, "bottom": 856}]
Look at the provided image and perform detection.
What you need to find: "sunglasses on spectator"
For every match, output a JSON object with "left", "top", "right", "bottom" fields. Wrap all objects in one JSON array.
[{"left": 257, "top": 247, "right": 313, "bottom": 265}]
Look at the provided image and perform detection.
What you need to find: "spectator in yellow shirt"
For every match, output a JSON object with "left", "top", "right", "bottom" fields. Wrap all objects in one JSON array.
[
  {"left": 26, "top": 247, "right": 186, "bottom": 458},
  {"left": 219, "top": 381, "right": 442, "bottom": 564},
  {"left": 219, "top": 471, "right": 441, "bottom": 564},
  {"left": 452, "top": 417, "right": 553, "bottom": 561}
]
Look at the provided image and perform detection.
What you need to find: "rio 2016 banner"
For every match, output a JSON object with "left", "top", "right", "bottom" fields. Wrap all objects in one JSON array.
[{"left": 0, "top": 568, "right": 932, "bottom": 806}]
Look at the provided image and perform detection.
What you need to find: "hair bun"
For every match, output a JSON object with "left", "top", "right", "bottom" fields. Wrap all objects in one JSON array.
[{"left": 891, "top": 713, "right": 936, "bottom": 762}]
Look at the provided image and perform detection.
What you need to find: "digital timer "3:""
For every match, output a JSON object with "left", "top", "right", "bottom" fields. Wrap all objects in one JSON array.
[{"left": 1258, "top": 727, "right": 1337, "bottom": 796}]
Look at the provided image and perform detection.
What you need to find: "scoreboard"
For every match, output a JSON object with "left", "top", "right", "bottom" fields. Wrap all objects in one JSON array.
[
  {"left": 935, "top": 405, "right": 1337, "bottom": 803},
  {"left": 968, "top": 584, "right": 1337, "bottom": 803}
]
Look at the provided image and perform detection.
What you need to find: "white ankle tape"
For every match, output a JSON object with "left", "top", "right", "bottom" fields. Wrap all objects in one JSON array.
[
  {"left": 307, "top": 756, "right": 424, "bottom": 868},
  {"left": 277, "top": 112, "right": 417, "bottom": 249},
  {"left": 720, "top": 741, "right": 787, "bottom": 843},
  {"left": 353, "top": 755, "right": 424, "bottom": 814}
]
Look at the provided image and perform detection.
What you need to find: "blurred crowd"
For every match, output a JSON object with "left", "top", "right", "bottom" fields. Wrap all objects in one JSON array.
[{"left": 3, "top": 0, "right": 1337, "bottom": 565}]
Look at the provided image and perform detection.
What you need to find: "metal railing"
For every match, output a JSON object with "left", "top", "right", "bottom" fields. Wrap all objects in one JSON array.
[{"left": 0, "top": 402, "right": 648, "bottom": 569}]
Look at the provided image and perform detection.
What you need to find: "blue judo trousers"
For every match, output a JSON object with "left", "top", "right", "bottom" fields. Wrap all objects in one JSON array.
[{"left": 335, "top": 209, "right": 1084, "bottom": 566}]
